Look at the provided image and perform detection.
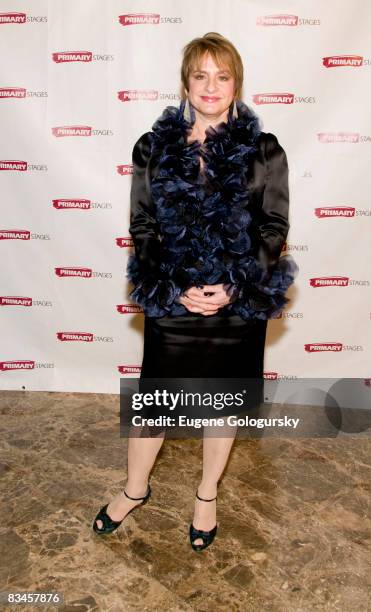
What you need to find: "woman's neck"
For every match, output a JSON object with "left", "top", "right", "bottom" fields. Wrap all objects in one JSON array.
[{"left": 188, "top": 108, "right": 229, "bottom": 144}]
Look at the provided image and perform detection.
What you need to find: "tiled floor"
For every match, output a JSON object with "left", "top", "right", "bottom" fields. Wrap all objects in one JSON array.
[{"left": 0, "top": 390, "right": 370, "bottom": 611}]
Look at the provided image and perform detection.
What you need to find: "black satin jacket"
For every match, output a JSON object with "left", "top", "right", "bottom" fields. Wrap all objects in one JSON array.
[{"left": 126, "top": 102, "right": 297, "bottom": 320}]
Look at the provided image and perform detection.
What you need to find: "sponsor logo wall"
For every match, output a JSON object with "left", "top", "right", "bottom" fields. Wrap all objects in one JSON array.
[{"left": 0, "top": 1, "right": 370, "bottom": 392}]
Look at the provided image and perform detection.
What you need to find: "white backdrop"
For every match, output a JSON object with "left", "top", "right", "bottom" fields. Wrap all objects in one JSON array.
[{"left": 0, "top": 0, "right": 370, "bottom": 393}]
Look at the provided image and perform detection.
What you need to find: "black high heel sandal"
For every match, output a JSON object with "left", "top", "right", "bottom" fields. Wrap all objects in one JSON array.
[
  {"left": 189, "top": 490, "right": 217, "bottom": 551},
  {"left": 92, "top": 483, "right": 151, "bottom": 535}
]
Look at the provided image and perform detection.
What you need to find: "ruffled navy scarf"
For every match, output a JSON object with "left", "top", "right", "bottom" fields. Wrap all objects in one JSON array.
[{"left": 127, "top": 99, "right": 298, "bottom": 319}]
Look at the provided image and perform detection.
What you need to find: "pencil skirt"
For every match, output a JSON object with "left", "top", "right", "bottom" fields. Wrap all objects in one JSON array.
[{"left": 140, "top": 313, "right": 268, "bottom": 378}]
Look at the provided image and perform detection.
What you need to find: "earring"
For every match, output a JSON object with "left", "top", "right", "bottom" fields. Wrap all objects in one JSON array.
[
  {"left": 183, "top": 96, "right": 192, "bottom": 123},
  {"left": 232, "top": 99, "right": 238, "bottom": 119}
]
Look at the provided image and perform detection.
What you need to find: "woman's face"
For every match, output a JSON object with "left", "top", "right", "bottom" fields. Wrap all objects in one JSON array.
[{"left": 186, "top": 52, "right": 236, "bottom": 120}]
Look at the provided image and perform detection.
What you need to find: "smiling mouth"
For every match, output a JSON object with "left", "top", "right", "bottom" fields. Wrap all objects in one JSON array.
[{"left": 201, "top": 96, "right": 220, "bottom": 102}]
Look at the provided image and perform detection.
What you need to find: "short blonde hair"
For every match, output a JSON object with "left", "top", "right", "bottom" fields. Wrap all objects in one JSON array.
[{"left": 180, "top": 32, "right": 244, "bottom": 100}]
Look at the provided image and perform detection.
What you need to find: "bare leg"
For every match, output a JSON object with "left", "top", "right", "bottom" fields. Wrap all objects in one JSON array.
[
  {"left": 95, "top": 429, "right": 165, "bottom": 529},
  {"left": 192, "top": 421, "right": 238, "bottom": 545}
]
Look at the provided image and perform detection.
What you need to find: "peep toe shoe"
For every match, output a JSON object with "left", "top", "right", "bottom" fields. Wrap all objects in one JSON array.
[
  {"left": 93, "top": 483, "right": 151, "bottom": 535},
  {"left": 189, "top": 490, "right": 217, "bottom": 551}
]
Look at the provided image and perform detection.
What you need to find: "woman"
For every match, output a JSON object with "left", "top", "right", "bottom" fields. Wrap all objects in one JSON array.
[{"left": 93, "top": 33, "right": 298, "bottom": 551}]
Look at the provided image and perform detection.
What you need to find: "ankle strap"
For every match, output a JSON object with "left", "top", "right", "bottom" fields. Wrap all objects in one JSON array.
[
  {"left": 196, "top": 490, "right": 217, "bottom": 502},
  {"left": 123, "top": 484, "right": 150, "bottom": 501}
]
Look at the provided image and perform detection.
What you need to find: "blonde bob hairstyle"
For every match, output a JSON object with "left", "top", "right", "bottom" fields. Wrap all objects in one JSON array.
[{"left": 180, "top": 32, "right": 244, "bottom": 101}]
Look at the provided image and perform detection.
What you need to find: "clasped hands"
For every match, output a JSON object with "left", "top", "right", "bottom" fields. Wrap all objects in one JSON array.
[{"left": 177, "top": 283, "right": 237, "bottom": 316}]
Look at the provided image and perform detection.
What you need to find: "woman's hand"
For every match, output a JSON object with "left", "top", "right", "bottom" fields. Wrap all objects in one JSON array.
[{"left": 177, "top": 283, "right": 237, "bottom": 316}]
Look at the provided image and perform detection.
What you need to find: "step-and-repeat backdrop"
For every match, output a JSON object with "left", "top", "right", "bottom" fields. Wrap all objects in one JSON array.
[{"left": 1, "top": 0, "right": 370, "bottom": 393}]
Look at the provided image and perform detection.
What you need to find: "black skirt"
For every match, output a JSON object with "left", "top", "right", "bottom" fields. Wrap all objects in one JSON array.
[
  {"left": 135, "top": 314, "right": 267, "bottom": 437},
  {"left": 141, "top": 313, "right": 267, "bottom": 378}
]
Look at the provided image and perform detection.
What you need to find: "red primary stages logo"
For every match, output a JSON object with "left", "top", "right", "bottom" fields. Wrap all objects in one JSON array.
[
  {"left": 55, "top": 268, "right": 92, "bottom": 278},
  {"left": 53, "top": 199, "right": 91, "bottom": 209},
  {"left": 0, "top": 160, "right": 27, "bottom": 170},
  {"left": 0, "top": 296, "right": 32, "bottom": 306},
  {"left": 252, "top": 93, "right": 294, "bottom": 105},
  {"left": 0, "top": 229, "right": 30, "bottom": 240},
  {"left": 117, "top": 237, "right": 134, "bottom": 248},
  {"left": 257, "top": 14, "right": 298, "bottom": 26},
  {"left": 0, "top": 12, "right": 26, "bottom": 23},
  {"left": 119, "top": 13, "right": 160, "bottom": 26},
  {"left": 0, "top": 88, "right": 26, "bottom": 98},
  {"left": 118, "top": 365, "right": 141, "bottom": 374},
  {"left": 304, "top": 343, "right": 342, "bottom": 352},
  {"left": 52, "top": 51, "right": 92, "bottom": 63},
  {"left": 322, "top": 55, "right": 363, "bottom": 67},
  {"left": 117, "top": 304, "right": 143, "bottom": 314},
  {"left": 310, "top": 277, "right": 369, "bottom": 288},
  {"left": 317, "top": 133, "right": 359, "bottom": 143},
  {"left": 264, "top": 372, "right": 278, "bottom": 379},
  {"left": 55, "top": 267, "right": 112, "bottom": 279},
  {"left": 314, "top": 207, "right": 355, "bottom": 217},
  {"left": 118, "top": 90, "right": 158, "bottom": 102},
  {"left": 56, "top": 332, "right": 113, "bottom": 342},
  {"left": 310, "top": 277, "right": 348, "bottom": 287},
  {"left": 118, "top": 165, "right": 133, "bottom": 175},
  {"left": 118, "top": 13, "right": 182, "bottom": 26},
  {"left": 57, "top": 332, "right": 93, "bottom": 342},
  {"left": 52, "top": 126, "right": 91, "bottom": 137},
  {"left": 0, "top": 360, "right": 34, "bottom": 371}
]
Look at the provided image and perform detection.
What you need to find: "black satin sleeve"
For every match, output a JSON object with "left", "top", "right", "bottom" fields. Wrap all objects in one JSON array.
[
  {"left": 257, "top": 132, "right": 290, "bottom": 274},
  {"left": 228, "top": 132, "right": 299, "bottom": 319},
  {"left": 126, "top": 132, "right": 185, "bottom": 317},
  {"left": 128, "top": 132, "right": 161, "bottom": 274}
]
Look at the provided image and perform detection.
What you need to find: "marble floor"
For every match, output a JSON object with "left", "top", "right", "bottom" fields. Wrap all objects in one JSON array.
[{"left": 0, "top": 390, "right": 370, "bottom": 611}]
